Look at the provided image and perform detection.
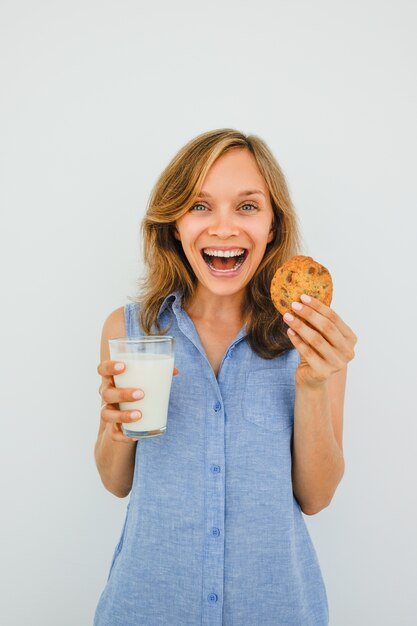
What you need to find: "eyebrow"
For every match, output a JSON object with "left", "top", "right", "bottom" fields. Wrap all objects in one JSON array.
[{"left": 197, "top": 189, "right": 266, "bottom": 198}]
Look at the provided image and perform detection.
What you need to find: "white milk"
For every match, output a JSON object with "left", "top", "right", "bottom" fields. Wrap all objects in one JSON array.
[{"left": 112, "top": 352, "right": 175, "bottom": 433}]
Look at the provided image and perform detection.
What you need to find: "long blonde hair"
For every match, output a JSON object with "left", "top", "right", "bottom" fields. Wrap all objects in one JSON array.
[{"left": 132, "top": 128, "right": 301, "bottom": 359}]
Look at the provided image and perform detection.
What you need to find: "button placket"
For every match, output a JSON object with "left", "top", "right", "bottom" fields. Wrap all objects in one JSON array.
[{"left": 202, "top": 384, "right": 225, "bottom": 625}]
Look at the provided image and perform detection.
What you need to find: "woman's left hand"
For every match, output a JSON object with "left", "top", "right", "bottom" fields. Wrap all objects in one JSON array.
[{"left": 283, "top": 294, "right": 357, "bottom": 388}]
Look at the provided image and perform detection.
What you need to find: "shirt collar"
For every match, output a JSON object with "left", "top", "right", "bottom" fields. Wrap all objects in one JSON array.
[
  {"left": 157, "top": 290, "right": 183, "bottom": 320},
  {"left": 156, "top": 289, "right": 247, "bottom": 341}
]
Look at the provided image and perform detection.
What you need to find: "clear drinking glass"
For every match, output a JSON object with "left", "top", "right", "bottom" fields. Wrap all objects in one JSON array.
[{"left": 108, "top": 336, "right": 175, "bottom": 438}]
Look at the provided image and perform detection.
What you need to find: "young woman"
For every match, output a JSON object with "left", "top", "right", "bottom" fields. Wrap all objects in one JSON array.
[{"left": 94, "top": 128, "right": 357, "bottom": 626}]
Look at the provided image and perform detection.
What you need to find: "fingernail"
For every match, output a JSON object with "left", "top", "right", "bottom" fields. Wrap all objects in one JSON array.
[
  {"left": 291, "top": 301, "right": 303, "bottom": 311},
  {"left": 115, "top": 362, "right": 124, "bottom": 371},
  {"left": 131, "top": 411, "right": 141, "bottom": 419},
  {"left": 283, "top": 312, "right": 294, "bottom": 322},
  {"left": 300, "top": 294, "right": 311, "bottom": 303},
  {"left": 132, "top": 438, "right": 139, "bottom": 442},
  {"left": 132, "top": 390, "right": 144, "bottom": 399}
]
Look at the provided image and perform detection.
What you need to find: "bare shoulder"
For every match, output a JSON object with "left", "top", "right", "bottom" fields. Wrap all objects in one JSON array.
[
  {"left": 100, "top": 306, "right": 126, "bottom": 363},
  {"left": 102, "top": 306, "right": 126, "bottom": 338}
]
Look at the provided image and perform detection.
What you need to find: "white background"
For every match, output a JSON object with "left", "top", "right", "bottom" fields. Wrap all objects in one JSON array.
[{"left": 1, "top": 1, "right": 416, "bottom": 624}]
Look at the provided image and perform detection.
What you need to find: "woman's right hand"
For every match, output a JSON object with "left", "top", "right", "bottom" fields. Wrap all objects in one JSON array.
[
  {"left": 97, "top": 360, "right": 179, "bottom": 444},
  {"left": 97, "top": 360, "right": 145, "bottom": 444}
]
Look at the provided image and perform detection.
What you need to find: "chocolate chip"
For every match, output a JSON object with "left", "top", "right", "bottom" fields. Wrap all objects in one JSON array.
[
  {"left": 308, "top": 267, "right": 316, "bottom": 274},
  {"left": 286, "top": 271, "right": 293, "bottom": 283},
  {"left": 280, "top": 299, "right": 287, "bottom": 307}
]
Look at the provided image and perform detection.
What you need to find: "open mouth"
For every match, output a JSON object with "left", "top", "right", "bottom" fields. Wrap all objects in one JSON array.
[{"left": 201, "top": 248, "right": 248, "bottom": 273}]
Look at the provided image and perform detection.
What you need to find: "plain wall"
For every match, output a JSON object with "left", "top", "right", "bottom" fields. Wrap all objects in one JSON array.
[{"left": 1, "top": 0, "right": 416, "bottom": 624}]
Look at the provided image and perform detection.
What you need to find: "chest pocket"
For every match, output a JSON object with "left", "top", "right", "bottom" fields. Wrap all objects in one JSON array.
[{"left": 243, "top": 369, "right": 295, "bottom": 433}]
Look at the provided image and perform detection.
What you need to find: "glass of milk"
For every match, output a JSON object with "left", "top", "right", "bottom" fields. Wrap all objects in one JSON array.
[{"left": 108, "top": 336, "right": 175, "bottom": 439}]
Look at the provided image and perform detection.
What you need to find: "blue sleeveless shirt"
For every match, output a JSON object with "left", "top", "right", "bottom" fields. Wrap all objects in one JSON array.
[{"left": 93, "top": 292, "right": 329, "bottom": 625}]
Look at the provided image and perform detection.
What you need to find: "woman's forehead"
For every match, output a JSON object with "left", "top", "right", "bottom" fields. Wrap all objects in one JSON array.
[{"left": 201, "top": 149, "right": 266, "bottom": 189}]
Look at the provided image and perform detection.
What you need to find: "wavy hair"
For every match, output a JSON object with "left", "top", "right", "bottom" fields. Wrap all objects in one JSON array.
[{"left": 131, "top": 128, "right": 301, "bottom": 359}]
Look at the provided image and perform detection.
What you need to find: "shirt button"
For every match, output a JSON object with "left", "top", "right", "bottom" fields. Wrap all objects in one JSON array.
[
  {"left": 210, "top": 464, "right": 221, "bottom": 474},
  {"left": 211, "top": 527, "right": 220, "bottom": 537},
  {"left": 213, "top": 401, "right": 221, "bottom": 412},
  {"left": 207, "top": 593, "right": 218, "bottom": 604}
]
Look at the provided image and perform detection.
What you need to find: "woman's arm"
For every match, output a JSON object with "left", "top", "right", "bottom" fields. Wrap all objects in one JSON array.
[
  {"left": 291, "top": 367, "right": 346, "bottom": 515},
  {"left": 284, "top": 294, "right": 357, "bottom": 515},
  {"left": 95, "top": 308, "right": 138, "bottom": 498}
]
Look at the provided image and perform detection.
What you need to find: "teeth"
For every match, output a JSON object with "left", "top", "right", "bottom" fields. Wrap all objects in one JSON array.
[{"left": 202, "top": 248, "right": 245, "bottom": 257}]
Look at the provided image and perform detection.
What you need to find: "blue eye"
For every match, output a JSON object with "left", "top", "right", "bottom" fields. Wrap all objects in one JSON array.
[
  {"left": 190, "top": 202, "right": 258, "bottom": 212},
  {"left": 240, "top": 203, "right": 258, "bottom": 212}
]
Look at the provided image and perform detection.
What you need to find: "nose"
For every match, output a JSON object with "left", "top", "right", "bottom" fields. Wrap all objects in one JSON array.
[{"left": 206, "top": 209, "right": 240, "bottom": 239}]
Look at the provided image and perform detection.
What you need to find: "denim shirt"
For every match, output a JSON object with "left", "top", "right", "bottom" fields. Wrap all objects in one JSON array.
[{"left": 93, "top": 291, "right": 328, "bottom": 626}]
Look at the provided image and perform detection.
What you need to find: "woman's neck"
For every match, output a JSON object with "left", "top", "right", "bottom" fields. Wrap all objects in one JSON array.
[{"left": 184, "top": 285, "right": 245, "bottom": 326}]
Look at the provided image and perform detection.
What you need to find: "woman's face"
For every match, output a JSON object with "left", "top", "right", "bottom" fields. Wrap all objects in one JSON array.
[{"left": 175, "top": 148, "right": 275, "bottom": 299}]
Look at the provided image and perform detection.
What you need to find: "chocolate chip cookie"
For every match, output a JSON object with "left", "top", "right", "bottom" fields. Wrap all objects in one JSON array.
[{"left": 270, "top": 255, "right": 333, "bottom": 315}]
